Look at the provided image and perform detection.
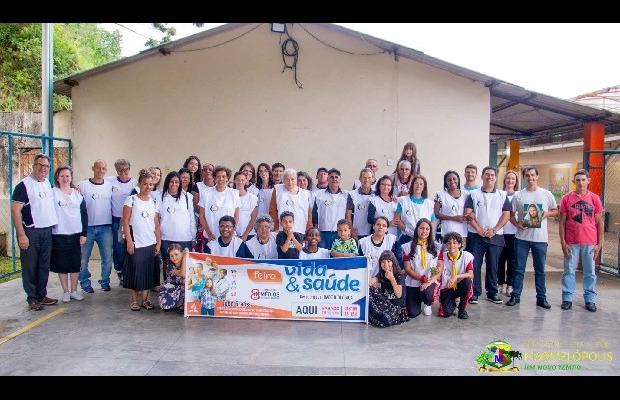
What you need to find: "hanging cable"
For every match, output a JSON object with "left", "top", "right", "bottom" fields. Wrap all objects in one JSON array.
[{"left": 280, "top": 28, "right": 303, "bottom": 89}]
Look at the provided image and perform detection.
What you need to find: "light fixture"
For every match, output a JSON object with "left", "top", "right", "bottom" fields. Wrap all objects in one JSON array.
[{"left": 271, "top": 23, "right": 286, "bottom": 33}]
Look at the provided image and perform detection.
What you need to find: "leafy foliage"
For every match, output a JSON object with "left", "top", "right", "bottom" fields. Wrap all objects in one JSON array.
[{"left": 0, "top": 23, "right": 121, "bottom": 112}]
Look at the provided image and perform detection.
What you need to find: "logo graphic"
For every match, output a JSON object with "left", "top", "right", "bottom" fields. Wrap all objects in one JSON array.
[
  {"left": 570, "top": 199, "right": 594, "bottom": 224},
  {"left": 476, "top": 341, "right": 521, "bottom": 372}
]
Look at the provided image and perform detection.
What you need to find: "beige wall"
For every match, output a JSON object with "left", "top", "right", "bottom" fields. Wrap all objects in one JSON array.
[{"left": 66, "top": 23, "right": 490, "bottom": 196}]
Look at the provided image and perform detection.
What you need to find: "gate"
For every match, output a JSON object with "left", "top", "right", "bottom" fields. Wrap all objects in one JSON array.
[
  {"left": 0, "top": 130, "right": 72, "bottom": 280},
  {"left": 584, "top": 150, "right": 620, "bottom": 276}
]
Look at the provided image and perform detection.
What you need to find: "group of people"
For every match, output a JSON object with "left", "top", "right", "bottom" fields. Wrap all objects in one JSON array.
[{"left": 12, "top": 143, "right": 603, "bottom": 328}]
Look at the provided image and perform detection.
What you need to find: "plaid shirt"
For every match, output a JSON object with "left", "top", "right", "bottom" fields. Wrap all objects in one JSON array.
[{"left": 199, "top": 286, "right": 215, "bottom": 310}]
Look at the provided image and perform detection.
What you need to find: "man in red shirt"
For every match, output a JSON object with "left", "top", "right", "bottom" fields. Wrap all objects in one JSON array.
[{"left": 559, "top": 169, "right": 604, "bottom": 312}]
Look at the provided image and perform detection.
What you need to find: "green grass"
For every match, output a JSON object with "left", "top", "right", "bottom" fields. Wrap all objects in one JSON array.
[{"left": 0, "top": 256, "right": 21, "bottom": 283}]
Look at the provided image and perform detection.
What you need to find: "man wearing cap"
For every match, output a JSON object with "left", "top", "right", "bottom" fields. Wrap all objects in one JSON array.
[
  {"left": 313, "top": 167, "right": 329, "bottom": 192},
  {"left": 11, "top": 153, "right": 59, "bottom": 311},
  {"left": 313, "top": 168, "right": 354, "bottom": 249}
]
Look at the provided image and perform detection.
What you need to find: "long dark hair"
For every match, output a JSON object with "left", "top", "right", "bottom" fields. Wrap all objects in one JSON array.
[
  {"left": 255, "top": 162, "right": 274, "bottom": 189},
  {"left": 183, "top": 155, "right": 202, "bottom": 185},
  {"left": 162, "top": 171, "right": 182, "bottom": 202},
  {"left": 374, "top": 175, "right": 393, "bottom": 196},
  {"left": 409, "top": 218, "right": 437, "bottom": 258},
  {"left": 376, "top": 250, "right": 404, "bottom": 281}
]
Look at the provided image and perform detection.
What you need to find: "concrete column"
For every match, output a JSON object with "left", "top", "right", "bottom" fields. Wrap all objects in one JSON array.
[{"left": 583, "top": 122, "right": 605, "bottom": 199}]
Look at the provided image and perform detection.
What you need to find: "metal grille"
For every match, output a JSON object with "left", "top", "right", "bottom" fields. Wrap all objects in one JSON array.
[
  {"left": 586, "top": 150, "right": 620, "bottom": 276},
  {"left": 0, "top": 131, "right": 72, "bottom": 280}
]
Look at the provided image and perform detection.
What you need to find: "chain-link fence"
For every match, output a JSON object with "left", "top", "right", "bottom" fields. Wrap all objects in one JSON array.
[
  {"left": 585, "top": 150, "right": 620, "bottom": 276},
  {"left": 1, "top": 130, "right": 72, "bottom": 280}
]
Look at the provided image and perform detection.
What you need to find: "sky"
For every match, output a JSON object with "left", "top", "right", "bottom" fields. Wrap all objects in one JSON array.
[{"left": 101, "top": 23, "right": 620, "bottom": 100}]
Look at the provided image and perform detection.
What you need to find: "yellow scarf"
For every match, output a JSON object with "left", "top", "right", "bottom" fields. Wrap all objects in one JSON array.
[
  {"left": 448, "top": 251, "right": 460, "bottom": 289},
  {"left": 417, "top": 240, "right": 427, "bottom": 270}
]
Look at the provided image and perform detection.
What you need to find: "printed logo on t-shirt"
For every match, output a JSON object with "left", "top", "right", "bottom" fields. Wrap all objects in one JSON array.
[{"left": 570, "top": 200, "right": 594, "bottom": 224}]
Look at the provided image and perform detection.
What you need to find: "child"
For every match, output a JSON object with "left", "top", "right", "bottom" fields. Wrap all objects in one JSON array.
[
  {"left": 368, "top": 250, "right": 409, "bottom": 328},
  {"left": 437, "top": 232, "right": 474, "bottom": 319},
  {"left": 276, "top": 211, "right": 303, "bottom": 259},
  {"left": 299, "top": 227, "right": 331, "bottom": 259},
  {"left": 158, "top": 243, "right": 188, "bottom": 311},
  {"left": 331, "top": 219, "right": 357, "bottom": 257},
  {"left": 200, "top": 278, "right": 216, "bottom": 316}
]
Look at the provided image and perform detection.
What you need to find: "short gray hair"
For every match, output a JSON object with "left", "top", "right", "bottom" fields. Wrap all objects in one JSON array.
[
  {"left": 114, "top": 158, "right": 131, "bottom": 170},
  {"left": 283, "top": 168, "right": 297, "bottom": 179},
  {"left": 254, "top": 214, "right": 275, "bottom": 231}
]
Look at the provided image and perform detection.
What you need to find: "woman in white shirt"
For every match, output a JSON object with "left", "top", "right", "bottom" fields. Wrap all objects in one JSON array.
[
  {"left": 123, "top": 169, "right": 161, "bottom": 311},
  {"left": 233, "top": 171, "right": 258, "bottom": 241},
  {"left": 50, "top": 166, "right": 87, "bottom": 303},
  {"left": 158, "top": 171, "right": 196, "bottom": 268}
]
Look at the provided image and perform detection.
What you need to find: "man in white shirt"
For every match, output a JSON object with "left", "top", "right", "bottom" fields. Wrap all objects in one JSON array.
[
  {"left": 78, "top": 159, "right": 114, "bottom": 293},
  {"left": 506, "top": 166, "right": 559, "bottom": 309},
  {"left": 11, "top": 154, "right": 59, "bottom": 310}
]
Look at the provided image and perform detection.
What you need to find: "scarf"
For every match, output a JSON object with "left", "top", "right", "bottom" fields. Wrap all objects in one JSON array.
[
  {"left": 448, "top": 251, "right": 461, "bottom": 289},
  {"left": 417, "top": 240, "right": 427, "bottom": 270}
]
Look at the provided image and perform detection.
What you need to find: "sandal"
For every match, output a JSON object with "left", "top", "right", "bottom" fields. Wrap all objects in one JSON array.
[
  {"left": 141, "top": 301, "right": 154, "bottom": 310},
  {"left": 131, "top": 302, "right": 141, "bottom": 311}
]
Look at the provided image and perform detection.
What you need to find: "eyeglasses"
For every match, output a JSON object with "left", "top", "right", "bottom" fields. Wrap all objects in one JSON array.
[
  {"left": 34, "top": 163, "right": 50, "bottom": 169},
  {"left": 242, "top": 169, "right": 253, "bottom": 174},
  {"left": 117, "top": 167, "right": 130, "bottom": 172}
]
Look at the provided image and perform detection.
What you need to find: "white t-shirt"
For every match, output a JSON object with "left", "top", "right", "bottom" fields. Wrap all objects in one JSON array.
[
  {"left": 236, "top": 192, "right": 258, "bottom": 237},
  {"left": 299, "top": 247, "right": 331, "bottom": 260},
  {"left": 124, "top": 194, "right": 158, "bottom": 248},
  {"left": 511, "top": 187, "right": 557, "bottom": 243},
  {"left": 79, "top": 178, "right": 112, "bottom": 226},
  {"left": 246, "top": 233, "right": 278, "bottom": 259},
  {"left": 52, "top": 187, "right": 84, "bottom": 235},
  {"left": 158, "top": 191, "right": 196, "bottom": 242}
]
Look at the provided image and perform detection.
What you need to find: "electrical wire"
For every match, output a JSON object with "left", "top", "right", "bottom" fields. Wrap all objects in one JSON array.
[
  {"left": 280, "top": 30, "right": 302, "bottom": 89},
  {"left": 171, "top": 23, "right": 263, "bottom": 53},
  {"left": 298, "top": 23, "right": 388, "bottom": 56}
]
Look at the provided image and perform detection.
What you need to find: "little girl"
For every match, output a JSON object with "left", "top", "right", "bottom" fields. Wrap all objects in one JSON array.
[
  {"left": 330, "top": 219, "right": 357, "bottom": 257},
  {"left": 158, "top": 243, "right": 188, "bottom": 311},
  {"left": 299, "top": 227, "right": 331, "bottom": 259}
]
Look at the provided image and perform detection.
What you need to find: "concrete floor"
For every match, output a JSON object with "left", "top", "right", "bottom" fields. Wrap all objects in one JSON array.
[{"left": 0, "top": 220, "right": 618, "bottom": 376}]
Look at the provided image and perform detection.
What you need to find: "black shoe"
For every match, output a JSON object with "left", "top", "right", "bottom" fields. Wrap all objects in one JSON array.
[
  {"left": 561, "top": 301, "right": 572, "bottom": 310},
  {"left": 536, "top": 299, "right": 551, "bottom": 309},
  {"left": 585, "top": 302, "right": 597, "bottom": 312},
  {"left": 468, "top": 295, "right": 478, "bottom": 304},
  {"left": 486, "top": 295, "right": 503, "bottom": 304},
  {"left": 458, "top": 309, "right": 469, "bottom": 319},
  {"left": 506, "top": 296, "right": 520, "bottom": 306}
]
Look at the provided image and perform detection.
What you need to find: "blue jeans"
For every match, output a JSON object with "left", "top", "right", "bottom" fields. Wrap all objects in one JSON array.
[
  {"left": 79, "top": 225, "right": 113, "bottom": 288},
  {"left": 512, "top": 238, "right": 547, "bottom": 301},
  {"left": 112, "top": 219, "right": 125, "bottom": 275},
  {"left": 468, "top": 233, "right": 502, "bottom": 298},
  {"left": 562, "top": 244, "right": 597, "bottom": 303}
]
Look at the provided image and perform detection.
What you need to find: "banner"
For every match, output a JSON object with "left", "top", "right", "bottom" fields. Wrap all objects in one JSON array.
[{"left": 184, "top": 252, "right": 370, "bottom": 323}]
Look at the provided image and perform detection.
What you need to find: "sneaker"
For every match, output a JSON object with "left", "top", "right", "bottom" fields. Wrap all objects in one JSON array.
[
  {"left": 506, "top": 296, "right": 520, "bottom": 306},
  {"left": 585, "top": 302, "right": 597, "bottom": 312},
  {"left": 468, "top": 295, "right": 478, "bottom": 304},
  {"left": 40, "top": 296, "right": 58, "bottom": 305},
  {"left": 487, "top": 295, "right": 503, "bottom": 304},
  {"left": 561, "top": 301, "right": 572, "bottom": 310},
  {"left": 62, "top": 292, "right": 71, "bottom": 303},
  {"left": 423, "top": 305, "right": 432, "bottom": 316},
  {"left": 29, "top": 301, "right": 43, "bottom": 311},
  {"left": 498, "top": 285, "right": 504, "bottom": 295},
  {"left": 506, "top": 286, "right": 513, "bottom": 296},
  {"left": 70, "top": 291, "right": 84, "bottom": 301},
  {"left": 101, "top": 283, "right": 111, "bottom": 292},
  {"left": 458, "top": 309, "right": 469, "bottom": 319},
  {"left": 83, "top": 285, "right": 94, "bottom": 294}
]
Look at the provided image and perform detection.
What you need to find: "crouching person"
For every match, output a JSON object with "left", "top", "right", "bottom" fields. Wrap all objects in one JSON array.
[{"left": 438, "top": 232, "right": 474, "bottom": 319}]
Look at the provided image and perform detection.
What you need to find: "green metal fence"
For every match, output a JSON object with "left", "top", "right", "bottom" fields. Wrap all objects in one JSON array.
[
  {"left": 584, "top": 150, "right": 620, "bottom": 277},
  {"left": 0, "top": 130, "right": 72, "bottom": 280}
]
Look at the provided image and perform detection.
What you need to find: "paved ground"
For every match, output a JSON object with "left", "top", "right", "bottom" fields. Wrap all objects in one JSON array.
[{"left": 0, "top": 219, "right": 617, "bottom": 376}]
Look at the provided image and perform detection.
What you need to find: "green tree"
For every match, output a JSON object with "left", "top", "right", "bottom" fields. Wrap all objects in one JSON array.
[{"left": 0, "top": 23, "right": 121, "bottom": 112}]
